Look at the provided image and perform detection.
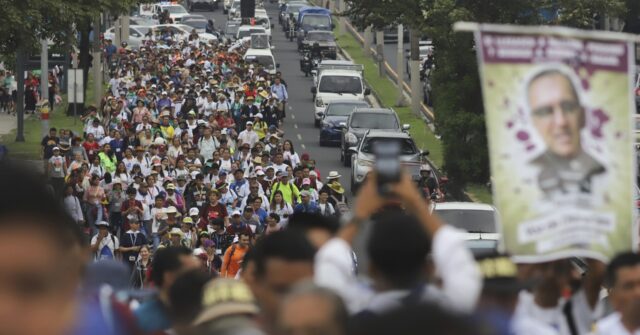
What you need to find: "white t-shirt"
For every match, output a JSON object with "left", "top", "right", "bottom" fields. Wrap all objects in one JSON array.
[
  {"left": 91, "top": 233, "right": 119, "bottom": 261},
  {"left": 515, "top": 290, "right": 595, "bottom": 335},
  {"left": 237, "top": 130, "right": 259, "bottom": 148},
  {"left": 593, "top": 312, "right": 640, "bottom": 334}
]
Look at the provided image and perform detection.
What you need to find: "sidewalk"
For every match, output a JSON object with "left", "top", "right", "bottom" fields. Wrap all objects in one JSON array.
[{"left": 0, "top": 113, "right": 16, "bottom": 140}]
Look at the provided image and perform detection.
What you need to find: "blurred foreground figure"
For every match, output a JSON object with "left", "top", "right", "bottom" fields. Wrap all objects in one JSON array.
[
  {"left": 0, "top": 161, "right": 84, "bottom": 335},
  {"left": 277, "top": 282, "right": 349, "bottom": 335},
  {"left": 593, "top": 253, "right": 640, "bottom": 334}
]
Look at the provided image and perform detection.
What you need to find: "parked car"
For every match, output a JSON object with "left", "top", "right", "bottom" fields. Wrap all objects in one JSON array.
[
  {"left": 349, "top": 130, "right": 426, "bottom": 193},
  {"left": 431, "top": 202, "right": 499, "bottom": 256},
  {"left": 319, "top": 100, "right": 369, "bottom": 146},
  {"left": 181, "top": 18, "right": 209, "bottom": 34},
  {"left": 341, "top": 108, "right": 409, "bottom": 166},
  {"left": 103, "top": 26, "right": 149, "bottom": 49},
  {"left": 186, "top": 0, "right": 218, "bottom": 11},
  {"left": 129, "top": 16, "right": 159, "bottom": 27}
]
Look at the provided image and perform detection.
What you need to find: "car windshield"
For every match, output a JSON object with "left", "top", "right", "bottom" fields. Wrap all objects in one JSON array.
[
  {"left": 301, "top": 15, "right": 330, "bottom": 28},
  {"left": 245, "top": 55, "right": 275, "bottom": 69},
  {"left": 165, "top": 6, "right": 187, "bottom": 14},
  {"left": 350, "top": 113, "right": 398, "bottom": 129},
  {"left": 307, "top": 32, "right": 334, "bottom": 41},
  {"left": 318, "top": 76, "right": 362, "bottom": 94},
  {"left": 238, "top": 29, "right": 265, "bottom": 38},
  {"left": 435, "top": 209, "right": 497, "bottom": 233},
  {"left": 183, "top": 20, "right": 207, "bottom": 30},
  {"left": 361, "top": 137, "right": 416, "bottom": 155},
  {"left": 256, "top": 18, "right": 270, "bottom": 28},
  {"left": 327, "top": 103, "right": 368, "bottom": 116}
]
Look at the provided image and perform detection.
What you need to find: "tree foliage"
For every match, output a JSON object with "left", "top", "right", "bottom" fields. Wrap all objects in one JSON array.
[{"left": 0, "top": 0, "right": 149, "bottom": 54}]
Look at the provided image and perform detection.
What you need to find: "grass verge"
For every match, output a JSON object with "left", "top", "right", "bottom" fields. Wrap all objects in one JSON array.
[
  {"left": 335, "top": 29, "right": 444, "bottom": 168},
  {"left": 336, "top": 26, "right": 493, "bottom": 203},
  {"left": 2, "top": 74, "right": 96, "bottom": 159}
]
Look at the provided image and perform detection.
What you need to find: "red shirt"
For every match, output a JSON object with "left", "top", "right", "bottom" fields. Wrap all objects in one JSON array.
[
  {"left": 83, "top": 141, "right": 100, "bottom": 162},
  {"left": 200, "top": 202, "right": 228, "bottom": 227}
]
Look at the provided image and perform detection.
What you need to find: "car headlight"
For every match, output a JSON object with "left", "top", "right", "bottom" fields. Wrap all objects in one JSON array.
[
  {"left": 315, "top": 97, "right": 323, "bottom": 107},
  {"left": 345, "top": 132, "right": 357, "bottom": 144}
]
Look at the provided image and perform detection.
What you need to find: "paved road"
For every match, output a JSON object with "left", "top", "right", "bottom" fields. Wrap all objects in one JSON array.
[
  {"left": 200, "top": 5, "right": 371, "bottom": 270},
  {"left": 202, "top": 5, "right": 352, "bottom": 186}
]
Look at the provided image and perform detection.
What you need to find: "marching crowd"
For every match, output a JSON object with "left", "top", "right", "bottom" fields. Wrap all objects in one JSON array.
[{"left": 1, "top": 11, "right": 637, "bottom": 335}]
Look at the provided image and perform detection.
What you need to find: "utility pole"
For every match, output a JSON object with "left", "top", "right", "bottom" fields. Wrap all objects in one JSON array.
[
  {"left": 40, "top": 39, "right": 49, "bottom": 103},
  {"left": 92, "top": 14, "right": 102, "bottom": 106},
  {"left": 409, "top": 27, "right": 422, "bottom": 117},
  {"left": 15, "top": 48, "right": 25, "bottom": 142},
  {"left": 375, "top": 30, "right": 384, "bottom": 77},
  {"left": 337, "top": 0, "right": 345, "bottom": 35},
  {"left": 396, "top": 24, "right": 406, "bottom": 106},
  {"left": 363, "top": 26, "right": 372, "bottom": 57}
]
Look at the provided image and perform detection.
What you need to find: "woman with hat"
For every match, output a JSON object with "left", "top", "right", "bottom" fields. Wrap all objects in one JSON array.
[
  {"left": 320, "top": 171, "right": 349, "bottom": 216},
  {"left": 252, "top": 113, "right": 268, "bottom": 141}
]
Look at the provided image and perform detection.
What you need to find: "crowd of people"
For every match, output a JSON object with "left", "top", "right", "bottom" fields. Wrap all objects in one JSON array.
[
  {"left": 41, "top": 29, "right": 350, "bottom": 286},
  {"left": 2, "top": 5, "right": 638, "bottom": 335}
]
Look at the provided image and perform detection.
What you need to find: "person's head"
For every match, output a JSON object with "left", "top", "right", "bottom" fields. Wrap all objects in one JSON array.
[
  {"left": 129, "top": 218, "right": 141, "bottom": 232},
  {"left": 287, "top": 213, "right": 339, "bottom": 249},
  {"left": 278, "top": 282, "right": 349, "bottom": 335},
  {"left": 49, "top": 127, "right": 57, "bottom": 137},
  {"left": 139, "top": 245, "right": 151, "bottom": 260},
  {"left": 150, "top": 247, "right": 200, "bottom": 297},
  {"left": 0, "top": 161, "right": 84, "bottom": 335},
  {"left": 318, "top": 189, "right": 329, "bottom": 203},
  {"left": 243, "top": 206, "right": 254, "bottom": 220},
  {"left": 238, "top": 232, "right": 251, "bottom": 248},
  {"left": 607, "top": 252, "right": 640, "bottom": 325},
  {"left": 168, "top": 269, "right": 212, "bottom": 331},
  {"left": 527, "top": 69, "right": 585, "bottom": 159},
  {"left": 250, "top": 230, "right": 316, "bottom": 325},
  {"left": 208, "top": 189, "right": 220, "bottom": 203},
  {"left": 252, "top": 197, "right": 263, "bottom": 211},
  {"left": 299, "top": 191, "right": 311, "bottom": 204},
  {"left": 266, "top": 213, "right": 280, "bottom": 227},
  {"left": 368, "top": 209, "right": 430, "bottom": 290}
]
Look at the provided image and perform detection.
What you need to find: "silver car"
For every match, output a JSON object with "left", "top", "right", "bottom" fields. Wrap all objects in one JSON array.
[{"left": 349, "top": 129, "right": 427, "bottom": 194}]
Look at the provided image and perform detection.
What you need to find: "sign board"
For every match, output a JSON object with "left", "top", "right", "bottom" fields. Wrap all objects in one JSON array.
[
  {"left": 457, "top": 22, "right": 639, "bottom": 262},
  {"left": 67, "top": 69, "right": 84, "bottom": 103}
]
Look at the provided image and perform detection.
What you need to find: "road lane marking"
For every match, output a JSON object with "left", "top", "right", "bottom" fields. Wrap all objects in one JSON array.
[
  {"left": 294, "top": 124, "right": 298, "bottom": 129},
  {"left": 291, "top": 114, "right": 295, "bottom": 120},
  {"left": 301, "top": 144, "right": 306, "bottom": 150},
  {"left": 297, "top": 134, "right": 302, "bottom": 141}
]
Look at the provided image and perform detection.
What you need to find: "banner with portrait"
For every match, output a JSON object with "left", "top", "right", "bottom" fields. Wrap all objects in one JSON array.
[{"left": 455, "top": 22, "right": 639, "bottom": 262}]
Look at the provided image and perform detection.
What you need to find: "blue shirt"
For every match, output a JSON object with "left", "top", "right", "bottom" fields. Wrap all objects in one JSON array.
[
  {"left": 133, "top": 295, "right": 172, "bottom": 333},
  {"left": 271, "top": 83, "right": 288, "bottom": 101},
  {"left": 294, "top": 201, "right": 320, "bottom": 214}
]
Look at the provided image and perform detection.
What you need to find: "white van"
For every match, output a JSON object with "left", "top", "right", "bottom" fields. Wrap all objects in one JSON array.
[{"left": 244, "top": 48, "right": 278, "bottom": 75}]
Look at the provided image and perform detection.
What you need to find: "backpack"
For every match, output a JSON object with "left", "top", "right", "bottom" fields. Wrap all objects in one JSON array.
[{"left": 331, "top": 195, "right": 350, "bottom": 216}]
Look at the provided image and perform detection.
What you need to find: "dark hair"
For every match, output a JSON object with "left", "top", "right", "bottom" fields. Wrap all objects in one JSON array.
[
  {"left": 287, "top": 213, "right": 339, "bottom": 235},
  {"left": 168, "top": 270, "right": 212, "bottom": 325},
  {"left": 252, "top": 230, "right": 316, "bottom": 278},
  {"left": 367, "top": 209, "right": 430, "bottom": 289},
  {"left": 150, "top": 246, "right": 193, "bottom": 287},
  {"left": 0, "top": 161, "right": 82, "bottom": 248},
  {"left": 268, "top": 212, "right": 280, "bottom": 222},
  {"left": 606, "top": 252, "right": 640, "bottom": 288}
]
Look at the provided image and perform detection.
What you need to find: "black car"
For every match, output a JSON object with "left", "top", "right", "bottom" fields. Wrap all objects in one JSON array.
[
  {"left": 298, "top": 30, "right": 337, "bottom": 59},
  {"left": 319, "top": 100, "right": 369, "bottom": 146},
  {"left": 186, "top": 0, "right": 218, "bottom": 11},
  {"left": 340, "top": 108, "right": 409, "bottom": 166}
]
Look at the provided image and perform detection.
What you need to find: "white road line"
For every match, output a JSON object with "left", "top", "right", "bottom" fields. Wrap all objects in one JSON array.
[
  {"left": 301, "top": 144, "right": 306, "bottom": 150},
  {"left": 288, "top": 106, "right": 293, "bottom": 110},
  {"left": 297, "top": 134, "right": 302, "bottom": 140},
  {"left": 294, "top": 124, "right": 298, "bottom": 129},
  {"left": 291, "top": 114, "right": 295, "bottom": 120}
]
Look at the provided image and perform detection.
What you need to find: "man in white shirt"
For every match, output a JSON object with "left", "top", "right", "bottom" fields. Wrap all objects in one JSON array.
[
  {"left": 198, "top": 126, "right": 217, "bottom": 162},
  {"left": 237, "top": 121, "right": 259, "bottom": 148},
  {"left": 90, "top": 221, "right": 119, "bottom": 261},
  {"left": 514, "top": 258, "right": 604, "bottom": 335},
  {"left": 593, "top": 253, "right": 640, "bottom": 334},
  {"left": 86, "top": 119, "right": 106, "bottom": 141},
  {"left": 314, "top": 173, "right": 481, "bottom": 315}
]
